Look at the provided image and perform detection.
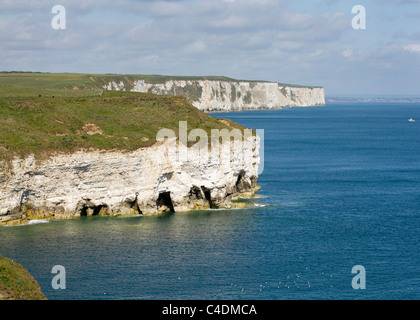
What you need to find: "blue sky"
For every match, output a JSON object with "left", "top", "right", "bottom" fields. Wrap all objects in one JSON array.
[{"left": 1, "top": 0, "right": 419, "bottom": 96}]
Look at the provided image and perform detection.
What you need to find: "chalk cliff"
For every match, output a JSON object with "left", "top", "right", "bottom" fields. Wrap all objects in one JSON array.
[
  {"left": 0, "top": 135, "right": 260, "bottom": 226},
  {"left": 103, "top": 79, "right": 325, "bottom": 112}
]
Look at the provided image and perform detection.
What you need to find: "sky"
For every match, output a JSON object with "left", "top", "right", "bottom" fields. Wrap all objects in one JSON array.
[{"left": 0, "top": 0, "right": 420, "bottom": 96}]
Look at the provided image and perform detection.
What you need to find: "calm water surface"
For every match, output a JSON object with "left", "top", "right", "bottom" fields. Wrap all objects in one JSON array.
[{"left": 1, "top": 102, "right": 419, "bottom": 300}]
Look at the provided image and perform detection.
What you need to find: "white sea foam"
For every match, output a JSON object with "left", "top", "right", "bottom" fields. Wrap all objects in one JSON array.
[
  {"left": 28, "top": 219, "right": 50, "bottom": 225},
  {"left": 205, "top": 207, "right": 243, "bottom": 211},
  {"left": 117, "top": 214, "right": 142, "bottom": 219},
  {"left": 5, "top": 219, "right": 51, "bottom": 227}
]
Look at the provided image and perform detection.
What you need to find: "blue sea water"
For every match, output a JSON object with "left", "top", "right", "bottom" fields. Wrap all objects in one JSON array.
[{"left": 0, "top": 102, "right": 419, "bottom": 300}]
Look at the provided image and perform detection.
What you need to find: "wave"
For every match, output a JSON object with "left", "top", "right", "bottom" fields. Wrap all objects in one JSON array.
[
  {"left": 5, "top": 219, "right": 51, "bottom": 227},
  {"left": 28, "top": 219, "right": 50, "bottom": 225},
  {"left": 205, "top": 207, "right": 241, "bottom": 211}
]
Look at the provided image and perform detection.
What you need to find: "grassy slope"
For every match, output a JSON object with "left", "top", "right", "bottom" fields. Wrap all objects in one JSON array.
[
  {"left": 0, "top": 78, "right": 245, "bottom": 163},
  {"left": 0, "top": 255, "right": 46, "bottom": 300}
]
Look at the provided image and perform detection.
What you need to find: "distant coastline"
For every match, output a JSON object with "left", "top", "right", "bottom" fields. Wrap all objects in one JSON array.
[{"left": 327, "top": 97, "right": 420, "bottom": 103}]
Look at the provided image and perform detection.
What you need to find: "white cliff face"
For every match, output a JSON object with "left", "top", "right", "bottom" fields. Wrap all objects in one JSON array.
[
  {"left": 0, "top": 136, "right": 260, "bottom": 225},
  {"left": 105, "top": 79, "right": 325, "bottom": 112}
]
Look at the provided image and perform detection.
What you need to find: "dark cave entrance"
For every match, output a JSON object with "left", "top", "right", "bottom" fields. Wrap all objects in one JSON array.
[
  {"left": 125, "top": 193, "right": 143, "bottom": 215},
  {"left": 189, "top": 186, "right": 204, "bottom": 201},
  {"left": 93, "top": 205, "right": 108, "bottom": 216},
  {"left": 235, "top": 170, "right": 251, "bottom": 193},
  {"left": 79, "top": 204, "right": 109, "bottom": 217},
  {"left": 157, "top": 192, "right": 175, "bottom": 213},
  {"left": 201, "top": 186, "right": 217, "bottom": 209},
  {"left": 80, "top": 206, "right": 88, "bottom": 217}
]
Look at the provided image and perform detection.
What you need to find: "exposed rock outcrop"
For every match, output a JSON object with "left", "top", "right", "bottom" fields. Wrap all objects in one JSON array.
[{"left": 0, "top": 134, "right": 261, "bottom": 226}]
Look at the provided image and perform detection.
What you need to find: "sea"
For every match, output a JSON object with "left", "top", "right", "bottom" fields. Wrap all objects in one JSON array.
[{"left": 0, "top": 102, "right": 419, "bottom": 300}]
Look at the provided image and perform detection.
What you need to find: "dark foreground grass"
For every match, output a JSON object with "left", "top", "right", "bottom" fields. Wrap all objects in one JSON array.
[{"left": 0, "top": 255, "right": 46, "bottom": 300}]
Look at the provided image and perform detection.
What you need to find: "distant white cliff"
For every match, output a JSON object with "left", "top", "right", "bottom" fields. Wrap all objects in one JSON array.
[{"left": 103, "top": 79, "right": 325, "bottom": 112}]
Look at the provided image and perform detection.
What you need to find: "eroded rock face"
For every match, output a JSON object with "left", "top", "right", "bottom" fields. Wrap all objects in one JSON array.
[
  {"left": 104, "top": 79, "right": 325, "bottom": 112},
  {"left": 0, "top": 136, "right": 261, "bottom": 225}
]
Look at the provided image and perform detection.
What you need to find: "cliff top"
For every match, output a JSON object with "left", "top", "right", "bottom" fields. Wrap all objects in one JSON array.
[
  {"left": 0, "top": 72, "right": 322, "bottom": 97},
  {"left": 0, "top": 89, "right": 245, "bottom": 163}
]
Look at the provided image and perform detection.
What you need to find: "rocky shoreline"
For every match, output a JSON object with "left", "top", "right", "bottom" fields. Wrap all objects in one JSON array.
[{"left": 0, "top": 135, "right": 261, "bottom": 226}]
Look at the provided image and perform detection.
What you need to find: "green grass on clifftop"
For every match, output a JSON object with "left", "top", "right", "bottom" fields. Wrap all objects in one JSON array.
[
  {"left": 0, "top": 72, "right": 238, "bottom": 97},
  {"left": 0, "top": 72, "right": 321, "bottom": 97},
  {"left": 0, "top": 255, "right": 46, "bottom": 300},
  {"left": 0, "top": 89, "right": 245, "bottom": 163}
]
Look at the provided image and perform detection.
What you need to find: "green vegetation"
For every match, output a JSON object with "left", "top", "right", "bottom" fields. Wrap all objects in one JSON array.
[
  {"left": 123, "top": 74, "right": 237, "bottom": 84},
  {"left": 230, "top": 85, "right": 237, "bottom": 103},
  {"left": 0, "top": 72, "right": 316, "bottom": 94},
  {"left": 0, "top": 255, "right": 46, "bottom": 300},
  {"left": 243, "top": 91, "right": 252, "bottom": 104},
  {"left": 0, "top": 73, "right": 270, "bottom": 107},
  {"left": 0, "top": 73, "right": 101, "bottom": 98},
  {"left": 173, "top": 83, "right": 203, "bottom": 103},
  {"left": 0, "top": 72, "right": 238, "bottom": 96},
  {"left": 277, "top": 82, "right": 323, "bottom": 89},
  {"left": 0, "top": 77, "right": 245, "bottom": 163}
]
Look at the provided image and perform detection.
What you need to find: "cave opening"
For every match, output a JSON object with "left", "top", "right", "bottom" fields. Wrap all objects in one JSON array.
[
  {"left": 79, "top": 204, "right": 109, "bottom": 217},
  {"left": 132, "top": 201, "right": 142, "bottom": 215},
  {"left": 125, "top": 193, "right": 143, "bottom": 215},
  {"left": 235, "top": 170, "right": 250, "bottom": 193},
  {"left": 156, "top": 192, "right": 175, "bottom": 213},
  {"left": 201, "top": 186, "right": 217, "bottom": 209},
  {"left": 189, "top": 186, "right": 204, "bottom": 201},
  {"left": 80, "top": 206, "right": 88, "bottom": 217},
  {"left": 93, "top": 205, "right": 108, "bottom": 216}
]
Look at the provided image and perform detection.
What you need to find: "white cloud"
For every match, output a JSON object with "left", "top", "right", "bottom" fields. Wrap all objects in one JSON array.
[
  {"left": 150, "top": 1, "right": 186, "bottom": 17},
  {"left": 184, "top": 41, "right": 207, "bottom": 53},
  {"left": 342, "top": 48, "right": 353, "bottom": 58},
  {"left": 0, "top": 0, "right": 419, "bottom": 95},
  {"left": 211, "top": 14, "right": 248, "bottom": 28},
  {"left": 403, "top": 44, "right": 420, "bottom": 53}
]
